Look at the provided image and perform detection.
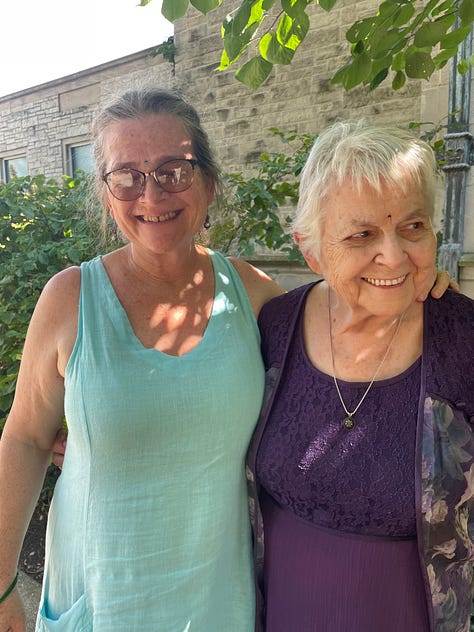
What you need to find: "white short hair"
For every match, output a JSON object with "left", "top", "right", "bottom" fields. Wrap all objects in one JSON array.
[{"left": 293, "top": 119, "right": 438, "bottom": 258}]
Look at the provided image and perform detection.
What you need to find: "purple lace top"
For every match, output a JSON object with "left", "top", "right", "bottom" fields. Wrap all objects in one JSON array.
[{"left": 256, "top": 305, "right": 431, "bottom": 631}]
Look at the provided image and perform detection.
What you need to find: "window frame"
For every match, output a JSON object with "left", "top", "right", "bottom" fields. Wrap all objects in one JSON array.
[
  {"left": 0, "top": 150, "right": 28, "bottom": 182},
  {"left": 62, "top": 136, "right": 94, "bottom": 177}
]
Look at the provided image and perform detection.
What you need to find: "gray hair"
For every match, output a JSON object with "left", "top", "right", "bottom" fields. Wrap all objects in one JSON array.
[
  {"left": 293, "top": 120, "right": 438, "bottom": 257},
  {"left": 90, "top": 86, "right": 222, "bottom": 238}
]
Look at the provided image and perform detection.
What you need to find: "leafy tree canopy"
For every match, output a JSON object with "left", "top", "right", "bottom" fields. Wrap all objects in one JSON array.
[{"left": 142, "top": 0, "right": 474, "bottom": 90}]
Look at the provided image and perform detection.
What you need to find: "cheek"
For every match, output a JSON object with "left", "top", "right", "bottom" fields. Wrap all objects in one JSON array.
[
  {"left": 323, "top": 245, "right": 358, "bottom": 276},
  {"left": 414, "top": 237, "right": 437, "bottom": 271},
  {"left": 321, "top": 248, "right": 360, "bottom": 291}
]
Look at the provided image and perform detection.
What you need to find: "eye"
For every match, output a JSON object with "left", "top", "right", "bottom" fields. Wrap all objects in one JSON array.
[
  {"left": 349, "top": 230, "right": 371, "bottom": 240},
  {"left": 109, "top": 170, "right": 141, "bottom": 188},
  {"left": 157, "top": 167, "right": 181, "bottom": 185},
  {"left": 400, "top": 220, "right": 429, "bottom": 234}
]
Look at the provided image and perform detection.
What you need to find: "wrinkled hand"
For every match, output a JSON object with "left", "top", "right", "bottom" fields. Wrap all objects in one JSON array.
[
  {"left": 0, "top": 588, "right": 26, "bottom": 632},
  {"left": 51, "top": 427, "right": 68, "bottom": 470},
  {"left": 417, "top": 269, "right": 460, "bottom": 302}
]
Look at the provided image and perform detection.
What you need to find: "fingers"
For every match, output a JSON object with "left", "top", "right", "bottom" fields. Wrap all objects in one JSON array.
[{"left": 51, "top": 427, "right": 68, "bottom": 470}]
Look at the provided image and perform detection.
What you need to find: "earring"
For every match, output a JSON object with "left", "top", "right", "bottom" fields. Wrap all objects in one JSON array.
[
  {"left": 111, "top": 222, "right": 119, "bottom": 242},
  {"left": 204, "top": 214, "right": 211, "bottom": 229}
]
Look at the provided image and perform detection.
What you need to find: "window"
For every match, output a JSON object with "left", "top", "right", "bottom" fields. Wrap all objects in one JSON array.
[
  {"left": 66, "top": 142, "right": 94, "bottom": 177},
  {"left": 1, "top": 155, "right": 28, "bottom": 182}
]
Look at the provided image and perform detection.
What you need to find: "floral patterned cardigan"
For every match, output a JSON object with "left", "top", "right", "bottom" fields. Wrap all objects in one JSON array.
[{"left": 246, "top": 284, "right": 474, "bottom": 632}]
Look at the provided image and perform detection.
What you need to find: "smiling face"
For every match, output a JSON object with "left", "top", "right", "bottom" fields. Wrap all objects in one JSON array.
[
  {"left": 301, "top": 176, "right": 437, "bottom": 318},
  {"left": 103, "top": 113, "right": 214, "bottom": 258}
]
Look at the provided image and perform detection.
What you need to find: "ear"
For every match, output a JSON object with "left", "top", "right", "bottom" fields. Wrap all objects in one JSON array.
[
  {"left": 106, "top": 197, "right": 116, "bottom": 220},
  {"left": 206, "top": 179, "right": 215, "bottom": 206},
  {"left": 294, "top": 232, "right": 323, "bottom": 275}
]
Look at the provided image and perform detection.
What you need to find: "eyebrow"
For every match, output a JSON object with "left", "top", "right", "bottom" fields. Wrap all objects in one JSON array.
[
  {"left": 347, "top": 209, "right": 431, "bottom": 226},
  {"left": 109, "top": 156, "right": 192, "bottom": 171}
]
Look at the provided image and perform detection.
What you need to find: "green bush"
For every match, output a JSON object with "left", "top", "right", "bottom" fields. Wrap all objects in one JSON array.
[
  {"left": 210, "top": 128, "right": 314, "bottom": 263},
  {"left": 0, "top": 174, "right": 101, "bottom": 428}
]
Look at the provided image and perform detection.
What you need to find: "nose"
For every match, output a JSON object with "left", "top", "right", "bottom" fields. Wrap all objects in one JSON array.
[
  {"left": 374, "top": 233, "right": 407, "bottom": 267},
  {"left": 140, "top": 173, "right": 168, "bottom": 200}
]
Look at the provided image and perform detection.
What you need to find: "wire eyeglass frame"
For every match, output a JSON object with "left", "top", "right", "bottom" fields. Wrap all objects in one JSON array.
[{"left": 103, "top": 158, "right": 199, "bottom": 201}]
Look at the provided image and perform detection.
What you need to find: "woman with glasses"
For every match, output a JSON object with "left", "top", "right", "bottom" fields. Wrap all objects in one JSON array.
[
  {"left": 0, "top": 89, "right": 453, "bottom": 632},
  {"left": 0, "top": 87, "right": 283, "bottom": 632}
]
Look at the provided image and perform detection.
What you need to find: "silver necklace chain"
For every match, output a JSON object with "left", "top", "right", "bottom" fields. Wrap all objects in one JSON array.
[{"left": 328, "top": 288, "right": 406, "bottom": 430}]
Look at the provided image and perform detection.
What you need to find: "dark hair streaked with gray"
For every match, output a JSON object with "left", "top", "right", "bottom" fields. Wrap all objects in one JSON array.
[{"left": 91, "top": 86, "right": 221, "bottom": 237}]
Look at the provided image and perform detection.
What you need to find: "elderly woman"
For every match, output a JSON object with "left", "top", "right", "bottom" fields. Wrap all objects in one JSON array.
[{"left": 247, "top": 121, "right": 474, "bottom": 632}]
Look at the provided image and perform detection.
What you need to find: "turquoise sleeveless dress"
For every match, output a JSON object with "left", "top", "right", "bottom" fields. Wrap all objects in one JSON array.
[{"left": 36, "top": 250, "right": 264, "bottom": 631}]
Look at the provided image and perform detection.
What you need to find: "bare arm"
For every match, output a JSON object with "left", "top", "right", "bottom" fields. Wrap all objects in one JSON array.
[
  {"left": 229, "top": 257, "right": 285, "bottom": 318},
  {"left": 0, "top": 267, "right": 79, "bottom": 630}
]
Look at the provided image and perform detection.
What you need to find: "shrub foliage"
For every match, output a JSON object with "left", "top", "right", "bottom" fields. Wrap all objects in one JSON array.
[{"left": 0, "top": 175, "right": 100, "bottom": 427}]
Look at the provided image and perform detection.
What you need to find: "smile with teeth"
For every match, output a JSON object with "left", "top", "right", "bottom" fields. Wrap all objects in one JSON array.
[
  {"left": 364, "top": 275, "right": 406, "bottom": 287},
  {"left": 141, "top": 211, "right": 178, "bottom": 223}
]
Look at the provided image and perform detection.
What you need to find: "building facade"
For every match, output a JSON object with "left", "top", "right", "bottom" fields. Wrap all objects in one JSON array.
[{"left": 0, "top": 0, "right": 473, "bottom": 294}]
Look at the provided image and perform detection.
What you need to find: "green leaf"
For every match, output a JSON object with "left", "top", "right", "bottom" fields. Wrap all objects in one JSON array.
[
  {"left": 260, "top": 33, "right": 295, "bottom": 64},
  {"left": 405, "top": 50, "right": 435, "bottom": 78},
  {"left": 346, "top": 17, "right": 375, "bottom": 43},
  {"left": 431, "top": 0, "right": 458, "bottom": 18},
  {"left": 223, "top": 33, "right": 248, "bottom": 63},
  {"left": 219, "top": 48, "right": 232, "bottom": 70},
  {"left": 248, "top": 0, "right": 267, "bottom": 24},
  {"left": 161, "top": 0, "right": 189, "bottom": 21},
  {"left": 281, "top": 0, "right": 310, "bottom": 19},
  {"left": 433, "top": 47, "right": 459, "bottom": 66},
  {"left": 377, "top": 1, "right": 399, "bottom": 19},
  {"left": 235, "top": 56, "right": 273, "bottom": 88},
  {"left": 440, "top": 24, "right": 472, "bottom": 50},
  {"left": 230, "top": 3, "right": 252, "bottom": 35},
  {"left": 190, "top": 0, "right": 222, "bottom": 14},
  {"left": 276, "top": 12, "right": 309, "bottom": 47},
  {"left": 371, "top": 55, "right": 392, "bottom": 77},
  {"left": 392, "top": 51, "right": 405, "bottom": 71},
  {"left": 369, "top": 67, "right": 389, "bottom": 89},
  {"left": 457, "top": 58, "right": 471, "bottom": 74},
  {"left": 414, "top": 20, "right": 452, "bottom": 47},
  {"left": 370, "top": 28, "right": 405, "bottom": 59},
  {"left": 333, "top": 53, "right": 372, "bottom": 90},
  {"left": 392, "top": 70, "right": 406, "bottom": 90},
  {"left": 459, "top": 0, "right": 474, "bottom": 24},
  {"left": 392, "top": 4, "right": 415, "bottom": 27},
  {"left": 318, "top": 0, "right": 337, "bottom": 11}
]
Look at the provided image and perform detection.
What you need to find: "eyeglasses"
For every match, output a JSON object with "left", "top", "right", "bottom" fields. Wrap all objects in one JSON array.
[{"left": 103, "top": 158, "right": 199, "bottom": 201}]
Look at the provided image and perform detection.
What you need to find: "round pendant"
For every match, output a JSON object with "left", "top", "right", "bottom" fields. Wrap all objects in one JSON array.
[{"left": 343, "top": 416, "right": 355, "bottom": 430}]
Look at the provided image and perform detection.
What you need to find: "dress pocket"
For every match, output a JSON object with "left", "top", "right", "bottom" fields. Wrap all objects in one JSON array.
[{"left": 36, "top": 593, "right": 92, "bottom": 631}]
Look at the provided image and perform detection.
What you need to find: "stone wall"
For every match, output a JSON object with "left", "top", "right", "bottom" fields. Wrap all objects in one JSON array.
[
  {"left": 173, "top": 0, "right": 450, "bottom": 165},
  {"left": 0, "top": 50, "right": 173, "bottom": 180},
  {"left": 0, "top": 0, "right": 472, "bottom": 294}
]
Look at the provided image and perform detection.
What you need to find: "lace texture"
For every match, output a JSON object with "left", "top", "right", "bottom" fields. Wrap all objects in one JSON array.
[{"left": 257, "top": 308, "right": 422, "bottom": 538}]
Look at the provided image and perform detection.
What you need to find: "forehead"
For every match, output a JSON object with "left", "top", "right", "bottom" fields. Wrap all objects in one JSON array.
[
  {"left": 322, "top": 176, "right": 429, "bottom": 225},
  {"left": 103, "top": 114, "right": 193, "bottom": 165}
]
